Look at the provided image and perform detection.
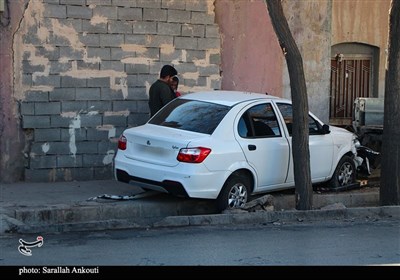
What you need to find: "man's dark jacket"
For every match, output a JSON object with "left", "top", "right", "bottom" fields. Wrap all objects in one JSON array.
[{"left": 148, "top": 79, "right": 176, "bottom": 117}]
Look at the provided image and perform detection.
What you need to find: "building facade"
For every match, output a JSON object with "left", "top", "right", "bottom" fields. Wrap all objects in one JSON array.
[{"left": 0, "top": 0, "right": 391, "bottom": 183}]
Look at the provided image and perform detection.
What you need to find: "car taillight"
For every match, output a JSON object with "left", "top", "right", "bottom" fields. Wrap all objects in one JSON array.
[
  {"left": 118, "top": 135, "right": 127, "bottom": 150},
  {"left": 177, "top": 147, "right": 211, "bottom": 163}
]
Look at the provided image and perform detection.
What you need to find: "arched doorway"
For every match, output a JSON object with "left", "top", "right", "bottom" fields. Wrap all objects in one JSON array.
[{"left": 330, "top": 43, "right": 379, "bottom": 126}]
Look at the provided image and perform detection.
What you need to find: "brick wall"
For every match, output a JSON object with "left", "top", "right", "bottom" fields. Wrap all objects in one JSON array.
[{"left": 15, "top": 0, "right": 221, "bottom": 182}]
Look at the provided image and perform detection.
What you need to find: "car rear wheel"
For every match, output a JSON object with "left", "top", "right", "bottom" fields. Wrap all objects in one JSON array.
[
  {"left": 216, "top": 174, "right": 250, "bottom": 212},
  {"left": 328, "top": 155, "right": 356, "bottom": 189}
]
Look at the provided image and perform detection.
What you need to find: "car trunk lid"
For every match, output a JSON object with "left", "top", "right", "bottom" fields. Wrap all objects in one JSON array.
[{"left": 122, "top": 124, "right": 207, "bottom": 167}]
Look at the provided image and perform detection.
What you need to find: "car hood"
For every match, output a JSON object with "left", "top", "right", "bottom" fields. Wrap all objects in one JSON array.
[
  {"left": 121, "top": 124, "right": 210, "bottom": 167},
  {"left": 329, "top": 125, "right": 354, "bottom": 135},
  {"left": 328, "top": 125, "right": 357, "bottom": 149}
]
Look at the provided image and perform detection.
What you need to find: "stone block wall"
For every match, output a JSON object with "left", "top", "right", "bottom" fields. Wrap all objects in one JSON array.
[{"left": 14, "top": 0, "right": 221, "bottom": 182}]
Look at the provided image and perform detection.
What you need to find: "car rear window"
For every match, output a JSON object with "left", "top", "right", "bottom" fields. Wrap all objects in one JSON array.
[{"left": 149, "top": 99, "right": 230, "bottom": 134}]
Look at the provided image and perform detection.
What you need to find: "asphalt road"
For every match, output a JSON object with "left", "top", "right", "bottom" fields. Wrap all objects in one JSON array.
[{"left": 1, "top": 218, "right": 399, "bottom": 267}]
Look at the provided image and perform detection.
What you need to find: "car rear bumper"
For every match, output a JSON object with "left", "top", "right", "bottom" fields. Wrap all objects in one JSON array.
[
  {"left": 116, "top": 169, "right": 189, "bottom": 197},
  {"left": 114, "top": 155, "right": 228, "bottom": 199}
]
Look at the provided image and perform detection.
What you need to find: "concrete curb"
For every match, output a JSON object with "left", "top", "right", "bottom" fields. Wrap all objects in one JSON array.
[
  {"left": 8, "top": 205, "right": 399, "bottom": 234},
  {"left": 0, "top": 197, "right": 218, "bottom": 234},
  {"left": 1, "top": 188, "right": 387, "bottom": 234},
  {"left": 153, "top": 205, "right": 400, "bottom": 228}
]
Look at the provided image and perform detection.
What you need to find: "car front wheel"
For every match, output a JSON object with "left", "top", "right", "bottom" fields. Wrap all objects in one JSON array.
[
  {"left": 216, "top": 174, "right": 250, "bottom": 212},
  {"left": 328, "top": 155, "right": 356, "bottom": 189}
]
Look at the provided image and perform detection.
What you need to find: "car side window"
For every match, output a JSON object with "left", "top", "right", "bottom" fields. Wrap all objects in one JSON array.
[
  {"left": 308, "top": 117, "right": 322, "bottom": 135},
  {"left": 238, "top": 103, "right": 281, "bottom": 138},
  {"left": 276, "top": 103, "right": 323, "bottom": 136},
  {"left": 276, "top": 103, "right": 293, "bottom": 135}
]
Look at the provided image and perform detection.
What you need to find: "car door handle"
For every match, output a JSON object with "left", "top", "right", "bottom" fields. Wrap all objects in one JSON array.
[{"left": 248, "top": 144, "right": 256, "bottom": 151}]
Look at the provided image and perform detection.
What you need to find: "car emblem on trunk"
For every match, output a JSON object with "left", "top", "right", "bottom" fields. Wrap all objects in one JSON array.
[{"left": 147, "top": 140, "right": 151, "bottom": 145}]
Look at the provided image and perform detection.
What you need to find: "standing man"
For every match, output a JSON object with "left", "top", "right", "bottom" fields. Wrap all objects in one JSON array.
[{"left": 148, "top": 65, "right": 178, "bottom": 117}]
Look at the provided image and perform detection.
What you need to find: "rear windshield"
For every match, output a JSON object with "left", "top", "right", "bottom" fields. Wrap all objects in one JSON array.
[{"left": 149, "top": 99, "right": 230, "bottom": 134}]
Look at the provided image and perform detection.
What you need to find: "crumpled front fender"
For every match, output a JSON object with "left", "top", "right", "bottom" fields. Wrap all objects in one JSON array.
[{"left": 355, "top": 146, "right": 380, "bottom": 176}]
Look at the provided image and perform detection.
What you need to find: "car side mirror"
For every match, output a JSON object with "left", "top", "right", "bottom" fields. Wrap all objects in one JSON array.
[{"left": 322, "top": 124, "right": 330, "bottom": 134}]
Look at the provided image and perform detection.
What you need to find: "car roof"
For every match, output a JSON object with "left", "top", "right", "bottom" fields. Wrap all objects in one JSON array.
[{"left": 180, "top": 90, "right": 287, "bottom": 107}]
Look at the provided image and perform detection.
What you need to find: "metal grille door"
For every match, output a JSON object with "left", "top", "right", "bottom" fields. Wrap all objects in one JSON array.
[{"left": 330, "top": 58, "right": 371, "bottom": 124}]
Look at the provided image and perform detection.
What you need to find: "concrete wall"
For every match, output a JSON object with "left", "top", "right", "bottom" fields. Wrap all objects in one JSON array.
[
  {"left": 331, "top": 0, "right": 391, "bottom": 98},
  {"left": 214, "top": 0, "right": 283, "bottom": 95},
  {"left": 282, "top": 0, "right": 331, "bottom": 123},
  {"left": 215, "top": 0, "right": 390, "bottom": 123},
  {"left": 1, "top": 0, "right": 391, "bottom": 183},
  {"left": 1, "top": 0, "right": 221, "bottom": 182},
  {"left": 215, "top": 0, "right": 331, "bottom": 122},
  {"left": 0, "top": 0, "right": 27, "bottom": 183}
]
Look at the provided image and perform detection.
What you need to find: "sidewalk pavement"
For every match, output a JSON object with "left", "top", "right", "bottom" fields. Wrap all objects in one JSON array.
[{"left": 0, "top": 178, "right": 398, "bottom": 234}]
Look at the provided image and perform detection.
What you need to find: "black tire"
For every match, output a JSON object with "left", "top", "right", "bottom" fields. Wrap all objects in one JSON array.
[
  {"left": 328, "top": 155, "right": 356, "bottom": 189},
  {"left": 216, "top": 174, "right": 250, "bottom": 212}
]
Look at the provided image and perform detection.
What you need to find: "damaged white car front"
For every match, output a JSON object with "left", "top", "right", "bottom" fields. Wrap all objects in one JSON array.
[{"left": 353, "top": 136, "right": 381, "bottom": 177}]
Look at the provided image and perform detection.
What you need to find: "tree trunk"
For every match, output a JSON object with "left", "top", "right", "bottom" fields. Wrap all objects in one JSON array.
[
  {"left": 380, "top": 0, "right": 400, "bottom": 205},
  {"left": 265, "top": 0, "right": 313, "bottom": 210}
]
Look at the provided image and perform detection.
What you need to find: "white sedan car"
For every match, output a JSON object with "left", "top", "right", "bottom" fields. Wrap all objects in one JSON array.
[{"left": 114, "top": 91, "right": 362, "bottom": 211}]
